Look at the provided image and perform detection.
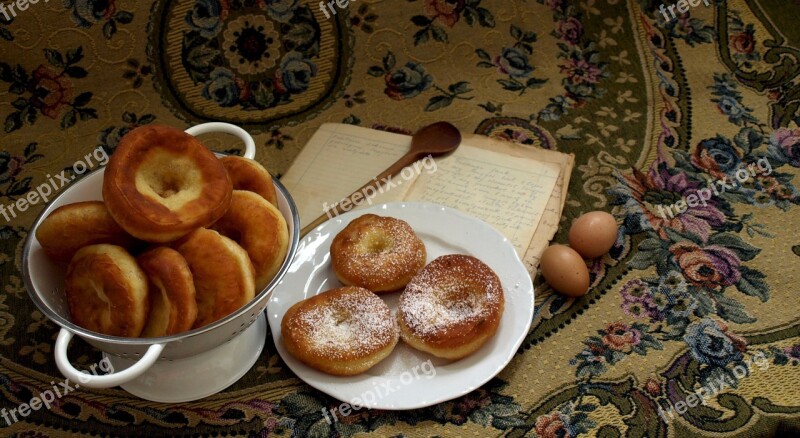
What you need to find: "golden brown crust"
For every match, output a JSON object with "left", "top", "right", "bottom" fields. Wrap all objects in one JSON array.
[
  {"left": 65, "top": 244, "right": 149, "bottom": 337},
  {"left": 137, "top": 247, "right": 198, "bottom": 337},
  {"left": 102, "top": 125, "right": 232, "bottom": 243},
  {"left": 330, "top": 214, "right": 426, "bottom": 293},
  {"left": 35, "top": 201, "right": 138, "bottom": 263},
  {"left": 281, "top": 287, "right": 399, "bottom": 376},
  {"left": 398, "top": 255, "right": 504, "bottom": 360},
  {"left": 212, "top": 191, "right": 289, "bottom": 292},
  {"left": 173, "top": 228, "right": 255, "bottom": 329},
  {"left": 219, "top": 156, "right": 278, "bottom": 206}
]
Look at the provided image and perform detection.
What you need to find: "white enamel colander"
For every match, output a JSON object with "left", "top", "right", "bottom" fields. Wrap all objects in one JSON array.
[{"left": 22, "top": 122, "right": 299, "bottom": 394}]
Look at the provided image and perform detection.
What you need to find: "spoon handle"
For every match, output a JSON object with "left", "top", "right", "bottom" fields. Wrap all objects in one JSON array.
[{"left": 299, "top": 152, "right": 420, "bottom": 237}]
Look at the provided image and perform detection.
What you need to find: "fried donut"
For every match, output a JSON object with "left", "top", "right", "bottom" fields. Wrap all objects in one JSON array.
[
  {"left": 137, "top": 247, "right": 198, "bottom": 337},
  {"left": 65, "top": 244, "right": 149, "bottom": 337},
  {"left": 212, "top": 190, "right": 289, "bottom": 292},
  {"left": 174, "top": 228, "right": 255, "bottom": 328},
  {"left": 330, "top": 215, "right": 426, "bottom": 293},
  {"left": 35, "top": 201, "right": 138, "bottom": 263},
  {"left": 398, "top": 255, "right": 504, "bottom": 360},
  {"left": 102, "top": 125, "right": 233, "bottom": 243},
  {"left": 281, "top": 287, "right": 399, "bottom": 376},
  {"left": 219, "top": 156, "right": 278, "bottom": 206}
]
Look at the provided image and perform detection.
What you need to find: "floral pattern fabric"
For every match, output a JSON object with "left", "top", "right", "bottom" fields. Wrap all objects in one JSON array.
[{"left": 2, "top": 0, "right": 800, "bottom": 437}]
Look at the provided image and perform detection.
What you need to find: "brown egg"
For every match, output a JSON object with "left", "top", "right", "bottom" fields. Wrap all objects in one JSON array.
[
  {"left": 539, "top": 245, "right": 590, "bottom": 297},
  {"left": 568, "top": 211, "right": 618, "bottom": 259}
]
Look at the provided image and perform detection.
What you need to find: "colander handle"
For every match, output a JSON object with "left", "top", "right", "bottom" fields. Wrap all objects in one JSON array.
[
  {"left": 55, "top": 328, "right": 165, "bottom": 389},
  {"left": 185, "top": 122, "right": 256, "bottom": 159}
]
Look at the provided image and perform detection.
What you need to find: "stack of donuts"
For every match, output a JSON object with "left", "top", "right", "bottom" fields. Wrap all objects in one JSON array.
[
  {"left": 35, "top": 125, "right": 289, "bottom": 338},
  {"left": 281, "top": 214, "right": 505, "bottom": 376}
]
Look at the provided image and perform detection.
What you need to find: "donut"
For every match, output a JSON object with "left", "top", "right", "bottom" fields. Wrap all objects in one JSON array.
[
  {"left": 398, "top": 255, "right": 504, "bottom": 360},
  {"left": 281, "top": 286, "right": 399, "bottom": 376},
  {"left": 211, "top": 190, "right": 289, "bottom": 292},
  {"left": 330, "top": 214, "right": 426, "bottom": 293},
  {"left": 35, "top": 201, "right": 138, "bottom": 263},
  {"left": 65, "top": 244, "right": 149, "bottom": 337},
  {"left": 174, "top": 228, "right": 255, "bottom": 328},
  {"left": 137, "top": 247, "right": 198, "bottom": 337},
  {"left": 219, "top": 156, "right": 278, "bottom": 206},
  {"left": 102, "top": 125, "right": 233, "bottom": 243}
]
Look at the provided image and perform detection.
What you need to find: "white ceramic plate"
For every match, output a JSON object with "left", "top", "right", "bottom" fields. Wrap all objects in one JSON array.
[{"left": 267, "top": 202, "right": 534, "bottom": 410}]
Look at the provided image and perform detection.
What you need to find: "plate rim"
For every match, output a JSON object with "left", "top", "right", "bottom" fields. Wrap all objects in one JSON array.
[{"left": 267, "top": 201, "right": 535, "bottom": 410}]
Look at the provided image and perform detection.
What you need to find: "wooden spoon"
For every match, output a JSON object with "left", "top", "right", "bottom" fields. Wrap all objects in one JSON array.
[{"left": 300, "top": 122, "right": 461, "bottom": 237}]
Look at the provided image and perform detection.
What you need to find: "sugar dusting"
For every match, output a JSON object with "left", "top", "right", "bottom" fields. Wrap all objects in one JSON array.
[
  {"left": 399, "top": 255, "right": 502, "bottom": 337},
  {"left": 336, "top": 215, "right": 425, "bottom": 283},
  {"left": 299, "top": 289, "right": 397, "bottom": 359}
]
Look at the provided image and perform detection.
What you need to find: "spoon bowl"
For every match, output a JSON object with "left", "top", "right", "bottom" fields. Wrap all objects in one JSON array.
[{"left": 409, "top": 122, "right": 462, "bottom": 157}]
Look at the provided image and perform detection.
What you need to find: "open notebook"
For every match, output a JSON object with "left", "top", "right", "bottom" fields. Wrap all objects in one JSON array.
[{"left": 281, "top": 123, "right": 575, "bottom": 274}]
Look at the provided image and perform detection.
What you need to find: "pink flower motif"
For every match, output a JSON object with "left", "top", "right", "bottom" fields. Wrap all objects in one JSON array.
[
  {"left": 0, "top": 154, "right": 24, "bottom": 183},
  {"left": 784, "top": 344, "right": 800, "bottom": 360},
  {"left": 669, "top": 242, "right": 742, "bottom": 289},
  {"left": 559, "top": 58, "right": 603, "bottom": 85},
  {"left": 31, "top": 65, "right": 74, "bottom": 119},
  {"left": 602, "top": 322, "right": 642, "bottom": 352},
  {"left": 774, "top": 128, "right": 800, "bottom": 146},
  {"left": 103, "top": 0, "right": 117, "bottom": 19},
  {"left": 535, "top": 412, "right": 571, "bottom": 438},
  {"left": 557, "top": 17, "right": 583, "bottom": 45},
  {"left": 619, "top": 163, "right": 727, "bottom": 241},
  {"left": 644, "top": 377, "right": 662, "bottom": 396},
  {"left": 730, "top": 31, "right": 755, "bottom": 55},
  {"left": 770, "top": 127, "right": 800, "bottom": 167},
  {"left": 424, "top": 0, "right": 466, "bottom": 27}
]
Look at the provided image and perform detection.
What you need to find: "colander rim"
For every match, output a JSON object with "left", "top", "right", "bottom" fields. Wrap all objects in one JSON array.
[{"left": 22, "top": 158, "right": 301, "bottom": 346}]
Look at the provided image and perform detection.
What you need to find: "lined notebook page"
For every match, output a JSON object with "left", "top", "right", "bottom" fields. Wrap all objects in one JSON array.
[
  {"left": 404, "top": 142, "right": 561, "bottom": 255},
  {"left": 281, "top": 124, "right": 416, "bottom": 227},
  {"left": 458, "top": 134, "right": 575, "bottom": 270},
  {"left": 281, "top": 123, "right": 562, "bottom": 256}
]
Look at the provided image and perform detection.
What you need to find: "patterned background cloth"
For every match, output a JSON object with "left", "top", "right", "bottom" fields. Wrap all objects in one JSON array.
[{"left": 2, "top": 0, "right": 800, "bottom": 436}]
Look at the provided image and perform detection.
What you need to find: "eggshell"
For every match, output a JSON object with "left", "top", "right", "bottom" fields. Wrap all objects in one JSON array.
[
  {"left": 568, "top": 211, "right": 618, "bottom": 259},
  {"left": 539, "top": 245, "right": 590, "bottom": 297}
]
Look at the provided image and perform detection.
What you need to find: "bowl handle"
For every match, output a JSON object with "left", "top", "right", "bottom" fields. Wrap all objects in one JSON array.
[
  {"left": 54, "top": 328, "right": 165, "bottom": 389},
  {"left": 185, "top": 122, "right": 256, "bottom": 159}
]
